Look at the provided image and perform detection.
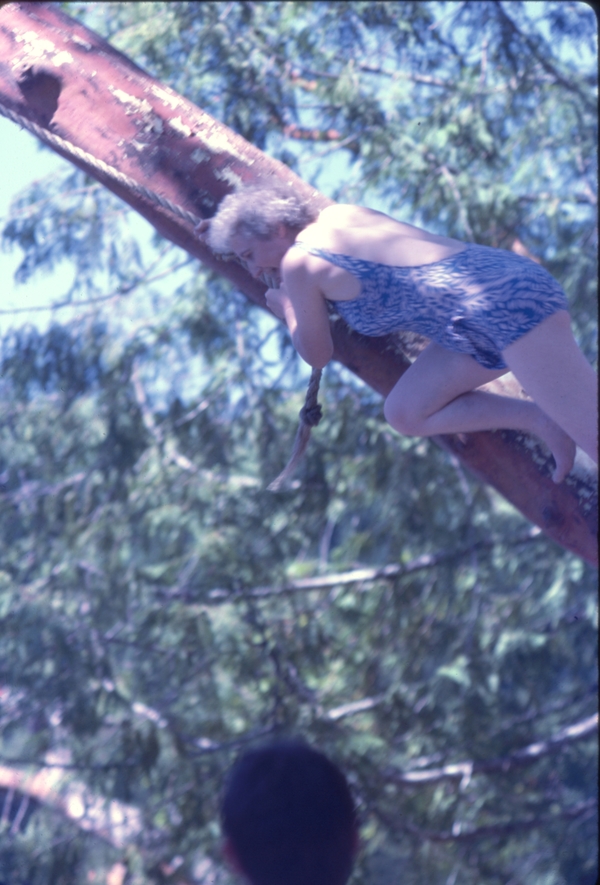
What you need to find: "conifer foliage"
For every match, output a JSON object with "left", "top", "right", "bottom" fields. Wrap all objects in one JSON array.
[{"left": 0, "top": 3, "right": 597, "bottom": 883}]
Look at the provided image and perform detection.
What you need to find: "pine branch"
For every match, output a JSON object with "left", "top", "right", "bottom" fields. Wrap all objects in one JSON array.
[{"left": 492, "top": 1, "right": 596, "bottom": 111}]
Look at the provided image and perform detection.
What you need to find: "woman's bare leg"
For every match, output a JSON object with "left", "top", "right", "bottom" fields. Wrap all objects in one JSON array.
[
  {"left": 384, "top": 340, "right": 578, "bottom": 482},
  {"left": 501, "top": 310, "right": 598, "bottom": 465}
]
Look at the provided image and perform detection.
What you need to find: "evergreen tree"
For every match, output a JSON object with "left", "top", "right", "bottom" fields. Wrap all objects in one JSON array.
[{"left": 0, "top": 3, "right": 596, "bottom": 883}]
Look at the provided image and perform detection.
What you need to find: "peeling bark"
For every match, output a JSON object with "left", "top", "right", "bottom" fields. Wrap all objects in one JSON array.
[{"left": 0, "top": 2, "right": 596, "bottom": 563}]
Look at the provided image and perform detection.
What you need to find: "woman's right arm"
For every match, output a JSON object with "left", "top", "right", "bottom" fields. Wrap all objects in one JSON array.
[{"left": 278, "top": 257, "right": 334, "bottom": 369}]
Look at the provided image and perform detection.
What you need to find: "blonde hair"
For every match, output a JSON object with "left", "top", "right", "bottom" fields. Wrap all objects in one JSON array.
[{"left": 207, "top": 179, "right": 318, "bottom": 253}]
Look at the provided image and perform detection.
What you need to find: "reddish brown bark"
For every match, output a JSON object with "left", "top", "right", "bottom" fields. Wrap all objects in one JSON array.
[{"left": 0, "top": 2, "right": 596, "bottom": 564}]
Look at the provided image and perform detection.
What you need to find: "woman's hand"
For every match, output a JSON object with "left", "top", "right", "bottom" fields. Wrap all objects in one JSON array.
[
  {"left": 194, "top": 219, "right": 210, "bottom": 244},
  {"left": 265, "top": 285, "right": 292, "bottom": 320}
]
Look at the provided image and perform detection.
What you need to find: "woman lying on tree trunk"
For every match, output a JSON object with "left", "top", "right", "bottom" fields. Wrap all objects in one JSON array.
[{"left": 196, "top": 181, "right": 598, "bottom": 484}]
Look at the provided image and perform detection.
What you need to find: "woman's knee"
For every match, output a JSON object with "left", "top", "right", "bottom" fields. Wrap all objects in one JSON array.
[{"left": 383, "top": 395, "right": 425, "bottom": 435}]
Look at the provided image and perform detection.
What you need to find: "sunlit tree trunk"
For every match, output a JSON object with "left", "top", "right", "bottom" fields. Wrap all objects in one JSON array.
[{"left": 0, "top": 2, "right": 596, "bottom": 563}]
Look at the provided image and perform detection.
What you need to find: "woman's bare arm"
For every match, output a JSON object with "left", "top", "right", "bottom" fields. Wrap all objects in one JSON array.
[{"left": 278, "top": 256, "right": 333, "bottom": 369}]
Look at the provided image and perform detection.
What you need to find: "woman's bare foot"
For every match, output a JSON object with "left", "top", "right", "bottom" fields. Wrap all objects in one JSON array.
[{"left": 536, "top": 412, "right": 577, "bottom": 483}]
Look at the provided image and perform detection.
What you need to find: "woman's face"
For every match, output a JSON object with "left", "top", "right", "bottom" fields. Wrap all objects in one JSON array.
[{"left": 229, "top": 225, "right": 295, "bottom": 285}]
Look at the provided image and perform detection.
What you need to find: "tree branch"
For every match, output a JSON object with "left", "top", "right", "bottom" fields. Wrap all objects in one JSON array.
[
  {"left": 325, "top": 695, "right": 386, "bottom": 721},
  {"left": 201, "top": 528, "right": 542, "bottom": 602},
  {"left": 402, "top": 797, "right": 597, "bottom": 843},
  {"left": 288, "top": 57, "right": 450, "bottom": 88},
  {"left": 0, "top": 760, "right": 143, "bottom": 848},
  {"left": 0, "top": 257, "right": 190, "bottom": 315},
  {"left": 0, "top": 761, "right": 213, "bottom": 884},
  {"left": 492, "top": 1, "right": 596, "bottom": 111},
  {"left": 387, "top": 713, "right": 598, "bottom": 787},
  {"left": 487, "top": 686, "right": 598, "bottom": 738},
  {"left": 283, "top": 123, "right": 342, "bottom": 141},
  {"left": 4, "top": 472, "right": 87, "bottom": 505}
]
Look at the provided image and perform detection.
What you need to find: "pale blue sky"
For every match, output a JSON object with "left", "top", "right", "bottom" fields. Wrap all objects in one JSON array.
[{"left": 0, "top": 118, "right": 70, "bottom": 334}]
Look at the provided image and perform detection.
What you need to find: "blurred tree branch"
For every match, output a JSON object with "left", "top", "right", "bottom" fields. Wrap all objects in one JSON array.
[
  {"left": 387, "top": 713, "right": 598, "bottom": 787},
  {"left": 402, "top": 796, "right": 597, "bottom": 843},
  {"left": 198, "top": 528, "right": 543, "bottom": 602}
]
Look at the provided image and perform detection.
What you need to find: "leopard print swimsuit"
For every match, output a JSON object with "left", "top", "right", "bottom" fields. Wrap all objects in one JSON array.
[{"left": 291, "top": 242, "right": 568, "bottom": 370}]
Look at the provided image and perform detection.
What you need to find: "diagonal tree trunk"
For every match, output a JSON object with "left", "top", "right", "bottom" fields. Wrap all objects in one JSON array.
[{"left": 0, "top": 2, "right": 596, "bottom": 564}]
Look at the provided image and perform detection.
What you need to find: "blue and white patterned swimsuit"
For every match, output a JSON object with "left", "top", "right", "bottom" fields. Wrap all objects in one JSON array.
[{"left": 291, "top": 242, "right": 569, "bottom": 370}]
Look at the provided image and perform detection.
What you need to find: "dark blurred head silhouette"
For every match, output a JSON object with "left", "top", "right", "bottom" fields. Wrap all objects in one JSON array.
[{"left": 221, "top": 740, "right": 358, "bottom": 885}]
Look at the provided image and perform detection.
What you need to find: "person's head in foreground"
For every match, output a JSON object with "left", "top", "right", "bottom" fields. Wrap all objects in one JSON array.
[{"left": 220, "top": 740, "right": 358, "bottom": 885}]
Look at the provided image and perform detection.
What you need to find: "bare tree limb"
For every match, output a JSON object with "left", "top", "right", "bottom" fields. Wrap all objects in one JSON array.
[
  {"left": 326, "top": 695, "right": 386, "bottom": 721},
  {"left": 201, "top": 528, "right": 543, "bottom": 602},
  {"left": 487, "top": 685, "right": 598, "bottom": 738},
  {"left": 0, "top": 762, "right": 214, "bottom": 884},
  {"left": 4, "top": 472, "right": 87, "bottom": 505},
  {"left": 0, "top": 760, "right": 143, "bottom": 848},
  {"left": 402, "top": 797, "right": 597, "bottom": 843},
  {"left": 387, "top": 713, "right": 598, "bottom": 787},
  {"left": 0, "top": 257, "right": 190, "bottom": 315}
]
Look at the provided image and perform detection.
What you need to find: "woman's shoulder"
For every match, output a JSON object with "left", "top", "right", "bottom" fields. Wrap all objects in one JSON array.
[
  {"left": 316, "top": 204, "right": 419, "bottom": 241},
  {"left": 294, "top": 204, "right": 392, "bottom": 247},
  {"left": 318, "top": 203, "right": 388, "bottom": 225},
  {"left": 314, "top": 204, "right": 468, "bottom": 258}
]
